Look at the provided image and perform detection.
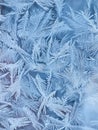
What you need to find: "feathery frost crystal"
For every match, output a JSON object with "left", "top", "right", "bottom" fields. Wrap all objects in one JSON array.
[{"left": 0, "top": 0, "right": 98, "bottom": 130}]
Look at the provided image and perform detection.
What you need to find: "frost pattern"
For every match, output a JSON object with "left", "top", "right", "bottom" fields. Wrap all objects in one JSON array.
[{"left": 0, "top": 0, "right": 98, "bottom": 130}]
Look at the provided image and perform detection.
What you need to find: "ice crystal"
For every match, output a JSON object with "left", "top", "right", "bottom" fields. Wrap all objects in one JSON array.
[{"left": 0, "top": 0, "right": 98, "bottom": 130}]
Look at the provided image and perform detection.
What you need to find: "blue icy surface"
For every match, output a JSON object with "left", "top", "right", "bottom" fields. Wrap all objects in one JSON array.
[{"left": 0, "top": 0, "right": 98, "bottom": 130}]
